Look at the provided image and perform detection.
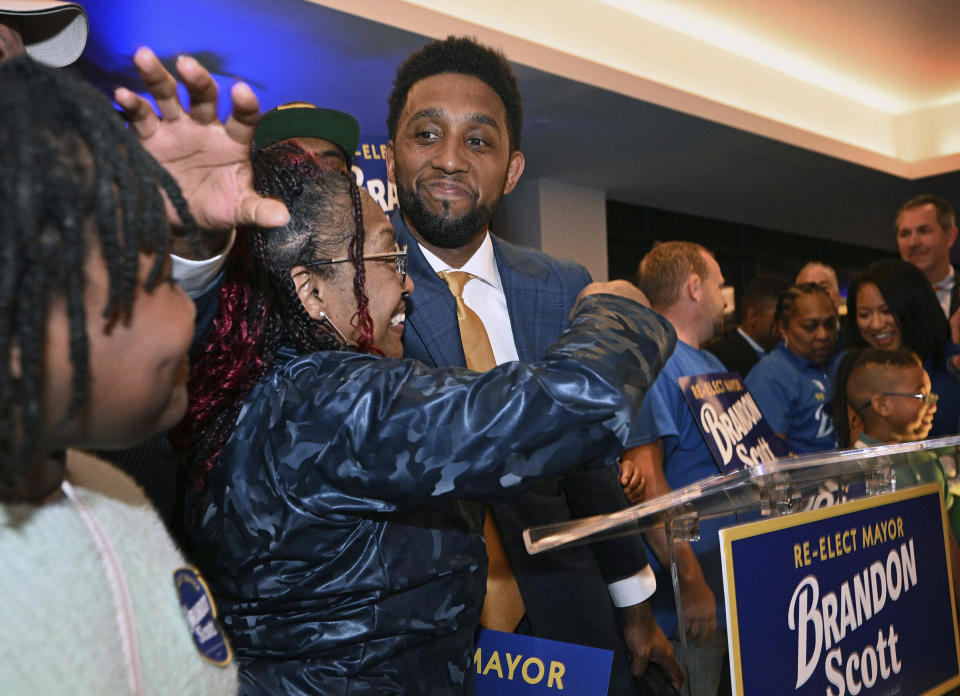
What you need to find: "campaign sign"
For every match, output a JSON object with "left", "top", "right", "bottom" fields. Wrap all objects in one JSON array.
[
  {"left": 678, "top": 372, "right": 789, "bottom": 474},
  {"left": 474, "top": 629, "right": 613, "bottom": 696},
  {"left": 720, "top": 484, "right": 960, "bottom": 695},
  {"left": 351, "top": 134, "right": 398, "bottom": 213}
]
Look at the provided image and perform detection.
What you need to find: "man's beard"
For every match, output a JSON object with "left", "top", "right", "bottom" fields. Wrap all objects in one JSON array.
[{"left": 397, "top": 179, "right": 499, "bottom": 249}]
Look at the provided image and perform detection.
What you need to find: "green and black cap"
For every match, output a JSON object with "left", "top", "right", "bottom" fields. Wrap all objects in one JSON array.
[{"left": 253, "top": 102, "right": 360, "bottom": 165}]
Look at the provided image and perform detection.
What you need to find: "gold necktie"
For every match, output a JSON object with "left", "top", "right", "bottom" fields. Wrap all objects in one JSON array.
[
  {"left": 438, "top": 270, "right": 497, "bottom": 371},
  {"left": 438, "top": 270, "right": 526, "bottom": 632}
]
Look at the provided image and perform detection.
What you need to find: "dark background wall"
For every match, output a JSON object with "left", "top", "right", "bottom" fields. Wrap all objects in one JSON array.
[{"left": 607, "top": 200, "right": 897, "bottom": 314}]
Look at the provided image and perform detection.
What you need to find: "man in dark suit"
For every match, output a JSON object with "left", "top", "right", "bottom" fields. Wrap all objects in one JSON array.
[
  {"left": 384, "top": 36, "right": 682, "bottom": 694},
  {"left": 705, "top": 274, "right": 787, "bottom": 378}
]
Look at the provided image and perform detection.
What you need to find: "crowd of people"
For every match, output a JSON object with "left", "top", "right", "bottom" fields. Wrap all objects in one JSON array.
[{"left": 3, "top": 3, "right": 960, "bottom": 696}]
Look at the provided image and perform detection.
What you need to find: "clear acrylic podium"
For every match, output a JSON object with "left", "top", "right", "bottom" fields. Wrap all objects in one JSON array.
[{"left": 523, "top": 435, "right": 960, "bottom": 695}]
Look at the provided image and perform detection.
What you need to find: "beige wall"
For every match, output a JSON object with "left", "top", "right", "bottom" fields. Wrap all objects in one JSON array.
[{"left": 496, "top": 177, "right": 609, "bottom": 282}]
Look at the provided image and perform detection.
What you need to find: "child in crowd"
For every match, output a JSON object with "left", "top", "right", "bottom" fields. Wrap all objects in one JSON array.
[
  {"left": 0, "top": 50, "right": 283, "bottom": 693},
  {"left": 833, "top": 348, "right": 960, "bottom": 602},
  {"left": 834, "top": 348, "right": 938, "bottom": 450}
]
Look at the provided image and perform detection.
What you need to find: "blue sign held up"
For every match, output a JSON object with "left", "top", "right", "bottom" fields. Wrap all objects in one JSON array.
[
  {"left": 474, "top": 629, "right": 613, "bottom": 696},
  {"left": 679, "top": 372, "right": 789, "bottom": 474}
]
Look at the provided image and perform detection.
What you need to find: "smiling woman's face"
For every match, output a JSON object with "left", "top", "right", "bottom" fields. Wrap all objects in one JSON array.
[
  {"left": 855, "top": 282, "right": 901, "bottom": 351},
  {"left": 299, "top": 190, "right": 414, "bottom": 357}
]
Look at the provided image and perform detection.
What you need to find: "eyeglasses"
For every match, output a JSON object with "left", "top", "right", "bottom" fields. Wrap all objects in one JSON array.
[
  {"left": 307, "top": 243, "right": 408, "bottom": 284},
  {"left": 860, "top": 392, "right": 939, "bottom": 410}
]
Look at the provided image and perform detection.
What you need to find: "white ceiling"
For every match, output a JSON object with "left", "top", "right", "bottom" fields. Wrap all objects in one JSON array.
[{"left": 318, "top": 0, "right": 960, "bottom": 177}]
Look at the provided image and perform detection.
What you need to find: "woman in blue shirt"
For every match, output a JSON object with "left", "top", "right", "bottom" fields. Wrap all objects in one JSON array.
[{"left": 745, "top": 283, "right": 840, "bottom": 452}]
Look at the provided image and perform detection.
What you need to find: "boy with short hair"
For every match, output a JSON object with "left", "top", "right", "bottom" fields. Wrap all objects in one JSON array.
[
  {"left": 843, "top": 348, "right": 938, "bottom": 448},
  {"left": 834, "top": 348, "right": 960, "bottom": 603}
]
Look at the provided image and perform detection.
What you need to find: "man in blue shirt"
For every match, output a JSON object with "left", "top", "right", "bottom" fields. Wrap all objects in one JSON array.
[{"left": 619, "top": 241, "right": 732, "bottom": 696}]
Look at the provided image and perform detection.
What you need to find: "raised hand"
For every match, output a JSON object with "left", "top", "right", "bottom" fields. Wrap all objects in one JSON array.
[{"left": 116, "top": 46, "right": 288, "bottom": 257}]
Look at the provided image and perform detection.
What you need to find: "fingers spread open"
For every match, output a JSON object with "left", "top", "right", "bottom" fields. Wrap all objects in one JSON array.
[
  {"left": 115, "top": 86, "right": 160, "bottom": 139},
  {"left": 224, "top": 82, "right": 260, "bottom": 144},
  {"left": 177, "top": 54, "right": 219, "bottom": 124},
  {"left": 133, "top": 46, "right": 183, "bottom": 121}
]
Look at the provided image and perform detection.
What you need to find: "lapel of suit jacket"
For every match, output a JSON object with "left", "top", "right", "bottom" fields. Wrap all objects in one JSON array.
[
  {"left": 951, "top": 266, "right": 960, "bottom": 318},
  {"left": 492, "top": 235, "right": 555, "bottom": 363},
  {"left": 393, "top": 211, "right": 467, "bottom": 368}
]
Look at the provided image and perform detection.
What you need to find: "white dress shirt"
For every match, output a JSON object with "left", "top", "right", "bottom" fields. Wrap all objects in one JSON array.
[
  {"left": 419, "top": 233, "right": 655, "bottom": 607},
  {"left": 737, "top": 327, "right": 766, "bottom": 356},
  {"left": 934, "top": 268, "right": 955, "bottom": 318},
  {"left": 170, "top": 230, "right": 235, "bottom": 298}
]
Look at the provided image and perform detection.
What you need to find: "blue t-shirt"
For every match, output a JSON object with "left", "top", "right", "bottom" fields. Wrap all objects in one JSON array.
[
  {"left": 626, "top": 340, "right": 731, "bottom": 637},
  {"left": 745, "top": 344, "right": 839, "bottom": 453}
]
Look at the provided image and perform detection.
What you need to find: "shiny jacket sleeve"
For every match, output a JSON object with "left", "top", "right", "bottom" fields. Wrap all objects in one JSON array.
[{"left": 235, "top": 294, "right": 676, "bottom": 516}]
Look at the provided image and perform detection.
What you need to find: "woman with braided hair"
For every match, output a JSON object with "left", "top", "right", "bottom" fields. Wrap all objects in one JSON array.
[
  {"left": 745, "top": 282, "right": 841, "bottom": 453},
  {"left": 170, "top": 139, "right": 678, "bottom": 694}
]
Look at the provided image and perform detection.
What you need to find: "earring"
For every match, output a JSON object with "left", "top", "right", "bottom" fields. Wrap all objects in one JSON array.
[{"left": 317, "top": 311, "right": 349, "bottom": 345}]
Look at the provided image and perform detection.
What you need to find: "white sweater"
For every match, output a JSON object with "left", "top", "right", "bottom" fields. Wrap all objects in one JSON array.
[{"left": 0, "top": 451, "right": 238, "bottom": 695}]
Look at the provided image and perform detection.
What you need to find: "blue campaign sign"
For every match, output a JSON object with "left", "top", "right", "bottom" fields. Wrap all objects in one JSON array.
[
  {"left": 720, "top": 484, "right": 960, "bottom": 695},
  {"left": 678, "top": 372, "right": 790, "bottom": 474},
  {"left": 350, "top": 134, "right": 398, "bottom": 213},
  {"left": 474, "top": 629, "right": 613, "bottom": 696}
]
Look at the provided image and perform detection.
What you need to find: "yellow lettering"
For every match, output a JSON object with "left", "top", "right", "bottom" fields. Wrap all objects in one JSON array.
[
  {"left": 803, "top": 541, "right": 811, "bottom": 566},
  {"left": 483, "top": 650, "right": 503, "bottom": 678},
  {"left": 474, "top": 647, "right": 482, "bottom": 674},
  {"left": 820, "top": 536, "right": 827, "bottom": 560},
  {"left": 362, "top": 144, "right": 372, "bottom": 159},
  {"left": 548, "top": 661, "right": 565, "bottom": 689},
  {"left": 863, "top": 524, "right": 875, "bottom": 548},
  {"left": 794, "top": 544, "right": 803, "bottom": 568},
  {"left": 522, "top": 657, "right": 545, "bottom": 684},
  {"left": 506, "top": 653, "right": 522, "bottom": 680}
]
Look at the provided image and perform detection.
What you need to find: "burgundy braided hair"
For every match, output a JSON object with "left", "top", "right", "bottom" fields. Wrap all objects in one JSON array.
[
  {"left": 347, "top": 179, "right": 378, "bottom": 353},
  {"left": 171, "top": 143, "right": 381, "bottom": 491}
]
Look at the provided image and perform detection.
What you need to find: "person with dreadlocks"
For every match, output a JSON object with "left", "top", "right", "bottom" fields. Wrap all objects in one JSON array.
[
  {"left": 0, "top": 49, "right": 286, "bottom": 693},
  {"left": 170, "top": 140, "right": 677, "bottom": 694}
]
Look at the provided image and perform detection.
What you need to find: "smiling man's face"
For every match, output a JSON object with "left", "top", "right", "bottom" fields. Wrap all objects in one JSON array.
[{"left": 386, "top": 72, "right": 524, "bottom": 258}]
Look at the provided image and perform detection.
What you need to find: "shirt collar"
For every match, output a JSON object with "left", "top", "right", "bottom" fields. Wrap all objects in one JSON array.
[
  {"left": 737, "top": 327, "right": 766, "bottom": 355},
  {"left": 418, "top": 232, "right": 503, "bottom": 291},
  {"left": 935, "top": 268, "right": 956, "bottom": 292}
]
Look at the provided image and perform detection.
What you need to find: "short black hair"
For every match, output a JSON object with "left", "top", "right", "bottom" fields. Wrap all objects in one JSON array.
[
  {"left": 387, "top": 35, "right": 523, "bottom": 151},
  {"left": 742, "top": 274, "right": 790, "bottom": 314},
  {"left": 832, "top": 347, "right": 922, "bottom": 448},
  {"left": 774, "top": 282, "right": 835, "bottom": 328}
]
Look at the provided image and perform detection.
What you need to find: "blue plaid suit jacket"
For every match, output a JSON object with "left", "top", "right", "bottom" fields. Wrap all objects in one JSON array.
[{"left": 393, "top": 211, "right": 653, "bottom": 696}]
